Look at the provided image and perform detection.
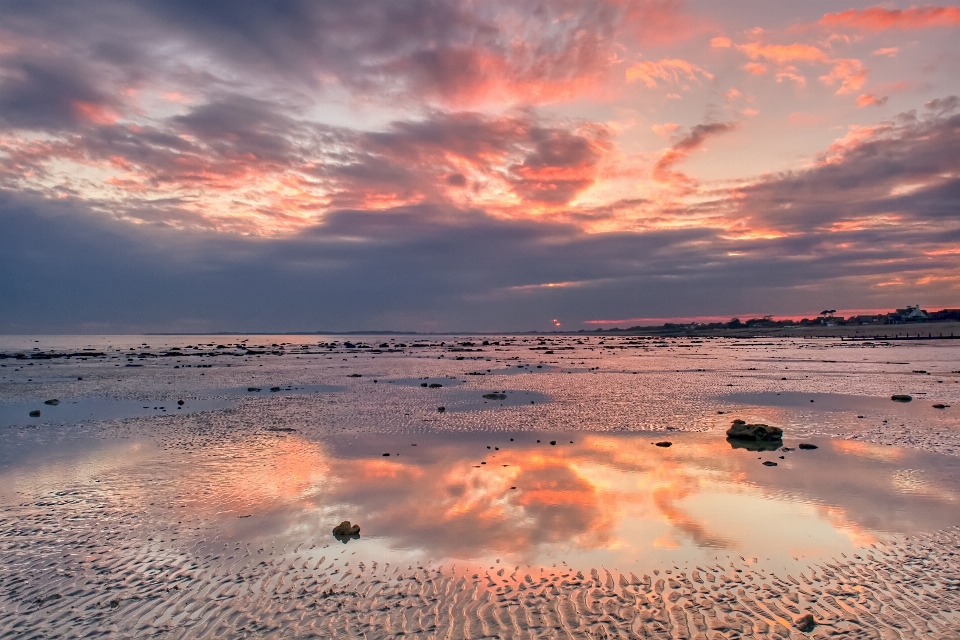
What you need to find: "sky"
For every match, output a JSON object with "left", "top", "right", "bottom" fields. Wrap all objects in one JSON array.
[{"left": 1, "top": 1, "right": 959, "bottom": 333}]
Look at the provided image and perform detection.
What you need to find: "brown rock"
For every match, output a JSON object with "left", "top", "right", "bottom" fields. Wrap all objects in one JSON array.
[
  {"left": 794, "top": 613, "right": 816, "bottom": 632},
  {"left": 332, "top": 521, "right": 360, "bottom": 537},
  {"left": 726, "top": 421, "right": 783, "bottom": 441}
]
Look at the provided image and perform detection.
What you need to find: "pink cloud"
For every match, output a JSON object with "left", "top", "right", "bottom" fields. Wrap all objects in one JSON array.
[
  {"left": 625, "top": 58, "right": 713, "bottom": 88},
  {"left": 819, "top": 58, "right": 868, "bottom": 94},
  {"left": 820, "top": 5, "right": 960, "bottom": 30},
  {"left": 736, "top": 41, "right": 828, "bottom": 64},
  {"left": 856, "top": 93, "right": 888, "bottom": 108}
]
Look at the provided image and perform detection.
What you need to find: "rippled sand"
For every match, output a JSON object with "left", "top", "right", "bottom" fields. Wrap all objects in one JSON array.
[{"left": 2, "top": 335, "right": 960, "bottom": 637}]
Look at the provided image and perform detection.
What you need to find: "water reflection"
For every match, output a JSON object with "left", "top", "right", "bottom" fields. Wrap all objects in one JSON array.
[
  {"left": 4, "top": 429, "right": 959, "bottom": 572},
  {"left": 294, "top": 431, "right": 960, "bottom": 568}
]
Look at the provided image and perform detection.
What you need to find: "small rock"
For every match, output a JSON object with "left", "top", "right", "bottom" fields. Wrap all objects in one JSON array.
[
  {"left": 43, "top": 399, "right": 60, "bottom": 405},
  {"left": 437, "top": 406, "right": 445, "bottom": 412},
  {"left": 483, "top": 393, "right": 507, "bottom": 400},
  {"left": 332, "top": 521, "right": 360, "bottom": 536},
  {"left": 798, "top": 443, "right": 818, "bottom": 450},
  {"left": 549, "top": 440, "right": 556, "bottom": 445},
  {"left": 933, "top": 403, "right": 948, "bottom": 409},
  {"left": 428, "top": 383, "right": 442, "bottom": 388},
  {"left": 270, "top": 386, "right": 281, "bottom": 392},
  {"left": 891, "top": 394, "right": 912, "bottom": 402},
  {"left": 347, "top": 374, "right": 362, "bottom": 378},
  {"left": 247, "top": 387, "right": 261, "bottom": 392},
  {"left": 177, "top": 399, "right": 185, "bottom": 406},
  {"left": 265, "top": 427, "right": 296, "bottom": 432},
  {"left": 762, "top": 461, "right": 777, "bottom": 466},
  {"left": 794, "top": 613, "right": 816, "bottom": 632},
  {"left": 654, "top": 441, "right": 672, "bottom": 447},
  {"left": 29, "top": 410, "right": 41, "bottom": 417}
]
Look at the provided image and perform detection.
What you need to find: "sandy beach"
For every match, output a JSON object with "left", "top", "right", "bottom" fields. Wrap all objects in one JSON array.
[{"left": 2, "top": 335, "right": 960, "bottom": 637}]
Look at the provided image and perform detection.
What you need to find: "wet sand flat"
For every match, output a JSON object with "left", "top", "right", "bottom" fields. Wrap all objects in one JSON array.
[{"left": 1, "top": 334, "right": 960, "bottom": 637}]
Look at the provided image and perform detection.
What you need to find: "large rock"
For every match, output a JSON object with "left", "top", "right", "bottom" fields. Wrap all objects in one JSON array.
[{"left": 726, "top": 419, "right": 783, "bottom": 441}]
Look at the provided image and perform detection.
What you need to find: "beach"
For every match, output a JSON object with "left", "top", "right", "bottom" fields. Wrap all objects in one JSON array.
[{"left": 2, "top": 335, "right": 960, "bottom": 637}]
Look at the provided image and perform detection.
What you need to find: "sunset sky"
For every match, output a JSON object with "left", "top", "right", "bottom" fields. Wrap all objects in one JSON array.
[{"left": 1, "top": 1, "right": 959, "bottom": 332}]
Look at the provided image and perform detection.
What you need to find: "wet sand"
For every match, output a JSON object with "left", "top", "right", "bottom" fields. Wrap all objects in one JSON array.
[{"left": 1, "top": 335, "right": 960, "bottom": 637}]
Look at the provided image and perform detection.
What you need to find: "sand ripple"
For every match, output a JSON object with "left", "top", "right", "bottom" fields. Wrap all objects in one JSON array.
[{"left": 2, "top": 484, "right": 959, "bottom": 639}]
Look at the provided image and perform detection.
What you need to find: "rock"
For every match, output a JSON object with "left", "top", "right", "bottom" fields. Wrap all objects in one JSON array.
[
  {"left": 270, "top": 386, "right": 281, "bottom": 392},
  {"left": 332, "top": 521, "right": 360, "bottom": 537},
  {"left": 933, "top": 403, "right": 948, "bottom": 409},
  {"left": 247, "top": 387, "right": 261, "bottom": 392},
  {"left": 43, "top": 399, "right": 60, "bottom": 405},
  {"left": 726, "top": 420, "right": 783, "bottom": 441},
  {"left": 29, "top": 410, "right": 41, "bottom": 417},
  {"left": 483, "top": 393, "right": 507, "bottom": 400},
  {"left": 347, "top": 374, "right": 362, "bottom": 378},
  {"left": 794, "top": 613, "right": 816, "bottom": 632},
  {"left": 437, "top": 406, "right": 445, "bottom": 412},
  {"left": 177, "top": 399, "right": 185, "bottom": 406},
  {"left": 265, "top": 427, "right": 296, "bottom": 432},
  {"left": 654, "top": 441, "right": 672, "bottom": 447},
  {"left": 891, "top": 394, "right": 912, "bottom": 402},
  {"left": 728, "top": 438, "right": 783, "bottom": 452},
  {"left": 798, "top": 443, "right": 818, "bottom": 450},
  {"left": 428, "top": 383, "right": 442, "bottom": 388},
  {"left": 549, "top": 440, "right": 556, "bottom": 445},
  {"left": 762, "top": 461, "right": 778, "bottom": 466}
]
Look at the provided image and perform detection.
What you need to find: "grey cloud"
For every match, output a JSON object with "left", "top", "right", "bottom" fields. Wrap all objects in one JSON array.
[
  {"left": 740, "top": 109, "right": 960, "bottom": 230},
  {"left": 2, "top": 179, "right": 958, "bottom": 333},
  {"left": 0, "top": 0, "right": 626, "bottom": 110},
  {"left": 0, "top": 57, "right": 118, "bottom": 131}
]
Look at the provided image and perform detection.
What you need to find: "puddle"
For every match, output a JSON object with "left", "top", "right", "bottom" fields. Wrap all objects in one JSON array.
[
  {"left": 382, "top": 377, "right": 466, "bottom": 387},
  {"left": 295, "top": 430, "right": 960, "bottom": 570},
  {"left": 6, "top": 428, "right": 957, "bottom": 574},
  {"left": 435, "top": 389, "right": 551, "bottom": 412},
  {"left": 0, "top": 396, "right": 236, "bottom": 428},
  {"left": 230, "top": 384, "right": 344, "bottom": 396},
  {"left": 723, "top": 391, "right": 948, "bottom": 414}
]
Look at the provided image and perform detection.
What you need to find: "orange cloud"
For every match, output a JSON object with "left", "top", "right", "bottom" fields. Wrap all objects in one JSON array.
[
  {"left": 651, "top": 122, "right": 680, "bottom": 137},
  {"left": 856, "top": 92, "right": 888, "bottom": 107},
  {"left": 872, "top": 46, "right": 900, "bottom": 57},
  {"left": 819, "top": 58, "right": 868, "bottom": 94},
  {"left": 737, "top": 41, "right": 828, "bottom": 64},
  {"left": 820, "top": 5, "right": 960, "bottom": 30},
  {"left": 625, "top": 58, "right": 713, "bottom": 88},
  {"left": 743, "top": 62, "right": 768, "bottom": 75},
  {"left": 652, "top": 121, "right": 738, "bottom": 187},
  {"left": 71, "top": 100, "right": 120, "bottom": 125},
  {"left": 776, "top": 70, "right": 807, "bottom": 88}
]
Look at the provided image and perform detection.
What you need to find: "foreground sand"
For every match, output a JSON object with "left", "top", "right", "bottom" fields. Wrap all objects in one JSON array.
[{"left": 4, "top": 483, "right": 959, "bottom": 639}]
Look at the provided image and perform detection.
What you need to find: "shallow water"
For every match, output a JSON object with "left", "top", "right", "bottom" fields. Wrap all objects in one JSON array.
[{"left": 2, "top": 334, "right": 960, "bottom": 636}]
